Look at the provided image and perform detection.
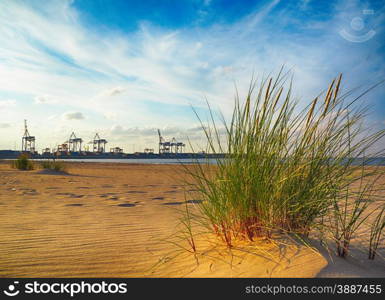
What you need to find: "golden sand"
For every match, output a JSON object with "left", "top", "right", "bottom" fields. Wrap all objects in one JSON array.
[{"left": 0, "top": 162, "right": 384, "bottom": 277}]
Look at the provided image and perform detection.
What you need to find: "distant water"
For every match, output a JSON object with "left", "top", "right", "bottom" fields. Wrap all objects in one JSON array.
[
  {"left": 22, "top": 157, "right": 385, "bottom": 166},
  {"left": 31, "top": 158, "right": 218, "bottom": 165},
  {"left": 346, "top": 157, "right": 385, "bottom": 166}
]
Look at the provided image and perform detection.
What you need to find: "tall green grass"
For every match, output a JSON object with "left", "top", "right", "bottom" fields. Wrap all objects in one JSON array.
[
  {"left": 329, "top": 175, "right": 378, "bottom": 258},
  {"left": 184, "top": 71, "right": 385, "bottom": 256},
  {"left": 11, "top": 154, "right": 34, "bottom": 170},
  {"left": 40, "top": 159, "right": 67, "bottom": 172},
  {"left": 369, "top": 204, "right": 385, "bottom": 259}
]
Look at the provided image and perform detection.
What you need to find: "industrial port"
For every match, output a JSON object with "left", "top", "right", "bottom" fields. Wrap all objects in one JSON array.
[{"left": 0, "top": 120, "right": 222, "bottom": 159}]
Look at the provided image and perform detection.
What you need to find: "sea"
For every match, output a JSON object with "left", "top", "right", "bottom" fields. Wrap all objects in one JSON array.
[
  {"left": 27, "top": 157, "right": 385, "bottom": 165},
  {"left": 30, "top": 158, "right": 218, "bottom": 164}
]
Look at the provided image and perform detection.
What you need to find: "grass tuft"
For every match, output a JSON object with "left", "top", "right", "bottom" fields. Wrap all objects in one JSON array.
[
  {"left": 40, "top": 159, "right": 67, "bottom": 172},
  {"left": 183, "top": 70, "right": 385, "bottom": 257},
  {"left": 11, "top": 154, "right": 34, "bottom": 170},
  {"left": 369, "top": 204, "right": 385, "bottom": 260}
]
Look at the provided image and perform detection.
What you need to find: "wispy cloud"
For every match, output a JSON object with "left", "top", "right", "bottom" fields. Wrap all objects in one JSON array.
[
  {"left": 0, "top": 99, "right": 16, "bottom": 110},
  {"left": 104, "top": 112, "right": 119, "bottom": 120},
  {"left": 110, "top": 125, "right": 189, "bottom": 138},
  {"left": 34, "top": 95, "right": 56, "bottom": 104},
  {"left": 100, "top": 86, "right": 126, "bottom": 97},
  {"left": 0, "top": 123, "right": 11, "bottom": 128},
  {"left": 62, "top": 111, "right": 85, "bottom": 120}
]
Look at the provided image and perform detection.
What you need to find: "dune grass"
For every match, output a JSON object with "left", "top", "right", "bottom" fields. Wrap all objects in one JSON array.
[
  {"left": 40, "top": 159, "right": 67, "bottom": 172},
  {"left": 11, "top": 154, "right": 34, "bottom": 170},
  {"left": 369, "top": 204, "right": 385, "bottom": 259},
  {"left": 183, "top": 71, "right": 385, "bottom": 258}
]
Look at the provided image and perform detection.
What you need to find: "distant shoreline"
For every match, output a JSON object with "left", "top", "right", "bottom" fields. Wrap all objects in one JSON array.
[
  {"left": 2, "top": 156, "right": 385, "bottom": 166},
  {"left": 0, "top": 158, "right": 219, "bottom": 165}
]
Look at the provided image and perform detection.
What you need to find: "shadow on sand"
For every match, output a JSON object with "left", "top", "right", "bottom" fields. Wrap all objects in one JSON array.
[
  {"left": 34, "top": 169, "right": 101, "bottom": 178},
  {"left": 286, "top": 235, "right": 385, "bottom": 277},
  {"left": 313, "top": 242, "right": 385, "bottom": 278}
]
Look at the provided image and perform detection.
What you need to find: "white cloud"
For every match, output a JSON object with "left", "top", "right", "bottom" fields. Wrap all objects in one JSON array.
[
  {"left": 101, "top": 86, "right": 126, "bottom": 97},
  {"left": 0, "top": 99, "right": 16, "bottom": 109},
  {"left": 34, "top": 95, "right": 56, "bottom": 104},
  {"left": 62, "top": 111, "right": 85, "bottom": 120},
  {"left": 0, "top": 123, "right": 11, "bottom": 128},
  {"left": 110, "top": 125, "right": 158, "bottom": 137},
  {"left": 104, "top": 112, "right": 118, "bottom": 120},
  {"left": 109, "top": 124, "right": 217, "bottom": 140},
  {"left": 186, "top": 125, "right": 205, "bottom": 132}
]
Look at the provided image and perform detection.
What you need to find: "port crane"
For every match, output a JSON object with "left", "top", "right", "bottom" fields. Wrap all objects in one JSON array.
[
  {"left": 22, "top": 120, "right": 36, "bottom": 153},
  {"left": 68, "top": 132, "right": 83, "bottom": 152},
  {"left": 91, "top": 133, "right": 107, "bottom": 153},
  {"left": 158, "top": 129, "right": 185, "bottom": 154}
]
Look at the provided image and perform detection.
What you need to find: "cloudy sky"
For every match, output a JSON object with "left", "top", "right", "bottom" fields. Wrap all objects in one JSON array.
[{"left": 0, "top": 0, "right": 384, "bottom": 153}]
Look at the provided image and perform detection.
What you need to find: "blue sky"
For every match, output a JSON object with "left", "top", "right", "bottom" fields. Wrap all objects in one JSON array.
[{"left": 0, "top": 0, "right": 384, "bottom": 152}]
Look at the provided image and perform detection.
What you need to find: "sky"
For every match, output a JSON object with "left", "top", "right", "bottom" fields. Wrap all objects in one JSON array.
[{"left": 0, "top": 0, "right": 384, "bottom": 153}]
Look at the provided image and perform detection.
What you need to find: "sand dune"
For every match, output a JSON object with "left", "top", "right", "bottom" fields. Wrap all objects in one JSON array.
[{"left": 0, "top": 162, "right": 384, "bottom": 277}]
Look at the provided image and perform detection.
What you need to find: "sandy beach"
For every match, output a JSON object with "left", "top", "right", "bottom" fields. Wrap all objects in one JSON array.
[{"left": 0, "top": 161, "right": 384, "bottom": 278}]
